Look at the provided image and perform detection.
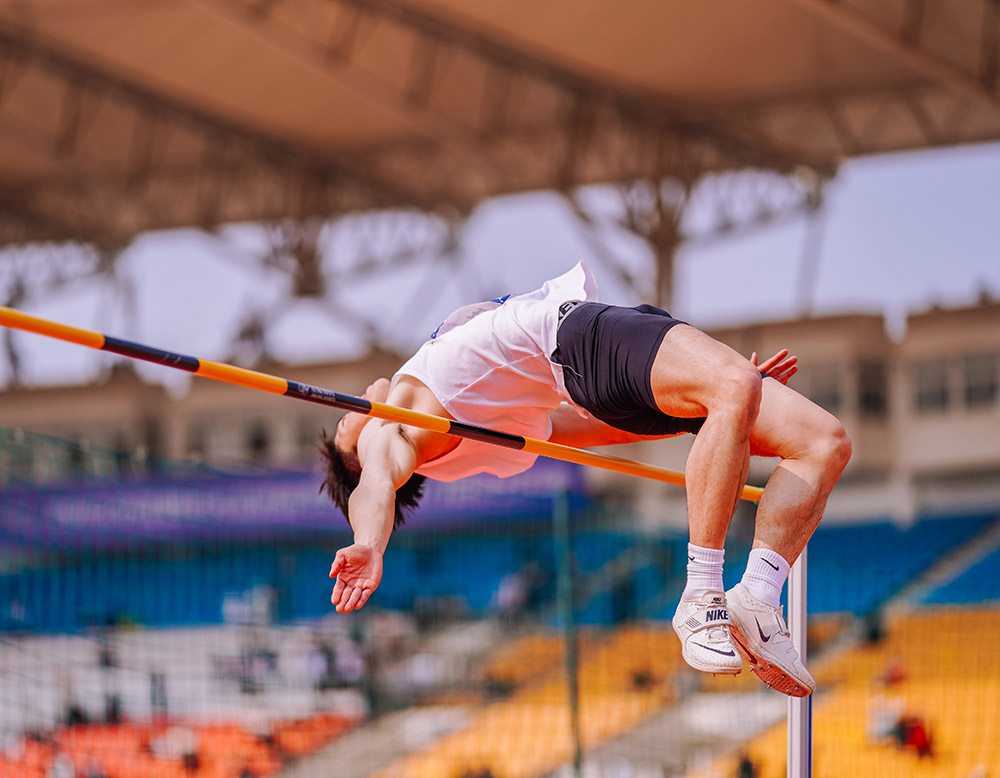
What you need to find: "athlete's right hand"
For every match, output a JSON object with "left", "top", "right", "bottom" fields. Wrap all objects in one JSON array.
[
  {"left": 752, "top": 349, "right": 798, "bottom": 385},
  {"left": 329, "top": 543, "right": 383, "bottom": 613}
]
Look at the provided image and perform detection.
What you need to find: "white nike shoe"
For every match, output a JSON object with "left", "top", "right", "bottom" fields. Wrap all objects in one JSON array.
[
  {"left": 726, "top": 583, "right": 815, "bottom": 697},
  {"left": 671, "top": 591, "right": 742, "bottom": 675}
]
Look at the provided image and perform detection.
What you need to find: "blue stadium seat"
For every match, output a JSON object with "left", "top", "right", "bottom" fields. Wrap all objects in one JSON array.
[{"left": 922, "top": 543, "right": 1000, "bottom": 605}]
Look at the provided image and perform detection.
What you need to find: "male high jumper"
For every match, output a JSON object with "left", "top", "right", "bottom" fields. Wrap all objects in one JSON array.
[{"left": 320, "top": 262, "right": 851, "bottom": 697}]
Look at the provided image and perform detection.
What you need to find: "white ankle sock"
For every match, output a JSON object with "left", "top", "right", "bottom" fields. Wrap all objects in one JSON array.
[
  {"left": 682, "top": 543, "right": 725, "bottom": 601},
  {"left": 741, "top": 548, "right": 790, "bottom": 608}
]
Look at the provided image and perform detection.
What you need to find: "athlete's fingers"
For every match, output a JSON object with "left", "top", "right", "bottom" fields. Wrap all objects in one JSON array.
[
  {"left": 758, "top": 351, "right": 798, "bottom": 385},
  {"left": 331, "top": 576, "right": 346, "bottom": 606},
  {"left": 750, "top": 352, "right": 759, "bottom": 366},
  {"left": 344, "top": 586, "right": 365, "bottom": 612},
  {"left": 773, "top": 358, "right": 798, "bottom": 383},
  {"left": 757, "top": 349, "right": 788, "bottom": 373},
  {"left": 357, "top": 588, "right": 373, "bottom": 609},
  {"left": 339, "top": 587, "right": 353, "bottom": 612}
]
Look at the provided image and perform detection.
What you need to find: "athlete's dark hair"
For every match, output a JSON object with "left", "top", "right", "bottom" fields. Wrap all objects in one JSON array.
[{"left": 318, "top": 427, "right": 426, "bottom": 528}]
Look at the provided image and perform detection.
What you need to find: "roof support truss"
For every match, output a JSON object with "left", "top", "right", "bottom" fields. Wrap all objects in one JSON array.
[{"left": 791, "top": 0, "right": 1000, "bottom": 116}]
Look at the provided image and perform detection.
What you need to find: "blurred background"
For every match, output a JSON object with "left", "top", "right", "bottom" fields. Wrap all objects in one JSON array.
[{"left": 1, "top": 2, "right": 1000, "bottom": 777}]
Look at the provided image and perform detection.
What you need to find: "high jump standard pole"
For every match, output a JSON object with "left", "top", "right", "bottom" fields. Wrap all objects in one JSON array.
[
  {"left": 787, "top": 548, "right": 812, "bottom": 778},
  {"left": 0, "top": 306, "right": 764, "bottom": 502}
]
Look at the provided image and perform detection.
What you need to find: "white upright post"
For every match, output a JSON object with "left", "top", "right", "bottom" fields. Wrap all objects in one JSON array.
[{"left": 787, "top": 546, "right": 812, "bottom": 778}]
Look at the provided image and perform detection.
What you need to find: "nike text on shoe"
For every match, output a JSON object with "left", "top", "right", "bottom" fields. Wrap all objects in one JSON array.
[
  {"left": 726, "top": 582, "right": 816, "bottom": 697},
  {"left": 672, "top": 591, "right": 742, "bottom": 675}
]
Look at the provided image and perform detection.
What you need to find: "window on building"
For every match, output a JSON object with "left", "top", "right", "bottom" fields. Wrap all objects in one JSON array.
[
  {"left": 914, "top": 358, "right": 949, "bottom": 413},
  {"left": 113, "top": 431, "right": 134, "bottom": 477},
  {"left": 187, "top": 425, "right": 206, "bottom": 461},
  {"left": 143, "top": 420, "right": 164, "bottom": 473},
  {"left": 66, "top": 437, "right": 88, "bottom": 480},
  {"left": 247, "top": 422, "right": 270, "bottom": 463},
  {"left": 963, "top": 352, "right": 999, "bottom": 409},
  {"left": 299, "top": 417, "right": 318, "bottom": 459},
  {"left": 805, "top": 364, "right": 842, "bottom": 414},
  {"left": 858, "top": 360, "right": 888, "bottom": 419}
]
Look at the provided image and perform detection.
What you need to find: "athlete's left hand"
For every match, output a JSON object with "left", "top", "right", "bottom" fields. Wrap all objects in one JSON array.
[
  {"left": 752, "top": 349, "right": 798, "bottom": 385},
  {"left": 329, "top": 543, "right": 383, "bottom": 613}
]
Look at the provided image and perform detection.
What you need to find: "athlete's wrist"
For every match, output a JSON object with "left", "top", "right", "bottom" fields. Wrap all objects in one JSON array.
[{"left": 352, "top": 537, "right": 386, "bottom": 555}]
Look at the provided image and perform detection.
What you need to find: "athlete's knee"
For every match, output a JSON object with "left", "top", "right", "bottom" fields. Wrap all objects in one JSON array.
[
  {"left": 711, "top": 362, "right": 763, "bottom": 427},
  {"left": 812, "top": 417, "right": 852, "bottom": 477},
  {"left": 828, "top": 422, "right": 852, "bottom": 475}
]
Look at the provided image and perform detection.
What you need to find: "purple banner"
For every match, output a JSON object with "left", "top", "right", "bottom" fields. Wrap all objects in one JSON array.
[{"left": 1, "top": 457, "right": 588, "bottom": 548}]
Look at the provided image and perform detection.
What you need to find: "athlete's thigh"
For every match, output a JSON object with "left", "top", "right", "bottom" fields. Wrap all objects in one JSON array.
[
  {"left": 648, "top": 323, "right": 757, "bottom": 418},
  {"left": 750, "top": 376, "right": 840, "bottom": 459}
]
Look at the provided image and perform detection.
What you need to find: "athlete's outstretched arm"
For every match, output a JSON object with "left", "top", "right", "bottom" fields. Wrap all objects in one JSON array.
[{"left": 329, "top": 422, "right": 419, "bottom": 613}]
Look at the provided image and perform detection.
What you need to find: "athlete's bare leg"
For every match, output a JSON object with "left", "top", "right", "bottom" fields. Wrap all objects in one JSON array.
[
  {"left": 749, "top": 378, "right": 852, "bottom": 563},
  {"left": 648, "top": 324, "right": 764, "bottom": 550},
  {"left": 720, "top": 378, "right": 850, "bottom": 697}
]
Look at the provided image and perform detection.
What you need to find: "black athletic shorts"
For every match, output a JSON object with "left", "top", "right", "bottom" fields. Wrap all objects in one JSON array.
[{"left": 552, "top": 302, "right": 707, "bottom": 436}]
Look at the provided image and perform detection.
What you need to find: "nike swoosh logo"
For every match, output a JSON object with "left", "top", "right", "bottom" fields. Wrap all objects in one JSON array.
[
  {"left": 763, "top": 559, "right": 780, "bottom": 571},
  {"left": 688, "top": 555, "right": 695, "bottom": 561},
  {"left": 692, "top": 642, "right": 736, "bottom": 657},
  {"left": 756, "top": 618, "right": 771, "bottom": 643}
]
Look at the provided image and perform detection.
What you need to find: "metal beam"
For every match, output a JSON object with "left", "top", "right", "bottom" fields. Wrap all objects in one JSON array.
[
  {"left": 199, "top": 0, "right": 824, "bottom": 175},
  {"left": 790, "top": 0, "right": 1000, "bottom": 117},
  {"left": 0, "top": 20, "right": 434, "bottom": 206}
]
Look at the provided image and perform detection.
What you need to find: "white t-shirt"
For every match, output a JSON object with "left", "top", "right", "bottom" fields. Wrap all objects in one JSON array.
[{"left": 392, "top": 261, "right": 599, "bottom": 481}]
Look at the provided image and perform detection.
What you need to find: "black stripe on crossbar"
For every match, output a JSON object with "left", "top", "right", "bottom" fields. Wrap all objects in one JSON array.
[
  {"left": 288, "top": 381, "right": 524, "bottom": 448},
  {"left": 102, "top": 336, "right": 200, "bottom": 372},
  {"left": 285, "top": 381, "right": 372, "bottom": 413},
  {"left": 447, "top": 420, "right": 526, "bottom": 449}
]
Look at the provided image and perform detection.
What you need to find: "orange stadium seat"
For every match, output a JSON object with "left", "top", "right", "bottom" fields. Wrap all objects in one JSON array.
[
  {"left": 372, "top": 624, "right": 689, "bottom": 778},
  {"left": 1, "top": 714, "right": 354, "bottom": 778},
  {"left": 697, "top": 608, "right": 1000, "bottom": 778}
]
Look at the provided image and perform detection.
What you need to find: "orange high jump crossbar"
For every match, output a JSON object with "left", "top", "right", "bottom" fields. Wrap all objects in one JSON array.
[{"left": 0, "top": 306, "right": 764, "bottom": 502}]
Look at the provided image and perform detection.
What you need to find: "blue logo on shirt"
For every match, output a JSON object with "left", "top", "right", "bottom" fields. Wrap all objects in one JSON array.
[{"left": 430, "top": 294, "right": 510, "bottom": 339}]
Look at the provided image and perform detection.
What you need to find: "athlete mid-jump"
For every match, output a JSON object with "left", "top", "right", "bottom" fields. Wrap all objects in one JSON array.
[{"left": 320, "top": 262, "right": 851, "bottom": 697}]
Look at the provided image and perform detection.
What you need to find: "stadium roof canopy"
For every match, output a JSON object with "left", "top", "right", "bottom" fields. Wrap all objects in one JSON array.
[{"left": 1, "top": 0, "right": 999, "bottom": 248}]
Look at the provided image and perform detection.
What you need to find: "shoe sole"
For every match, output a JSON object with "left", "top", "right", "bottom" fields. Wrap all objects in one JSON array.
[
  {"left": 673, "top": 626, "right": 742, "bottom": 676},
  {"left": 729, "top": 623, "right": 814, "bottom": 697},
  {"left": 680, "top": 647, "right": 742, "bottom": 676}
]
